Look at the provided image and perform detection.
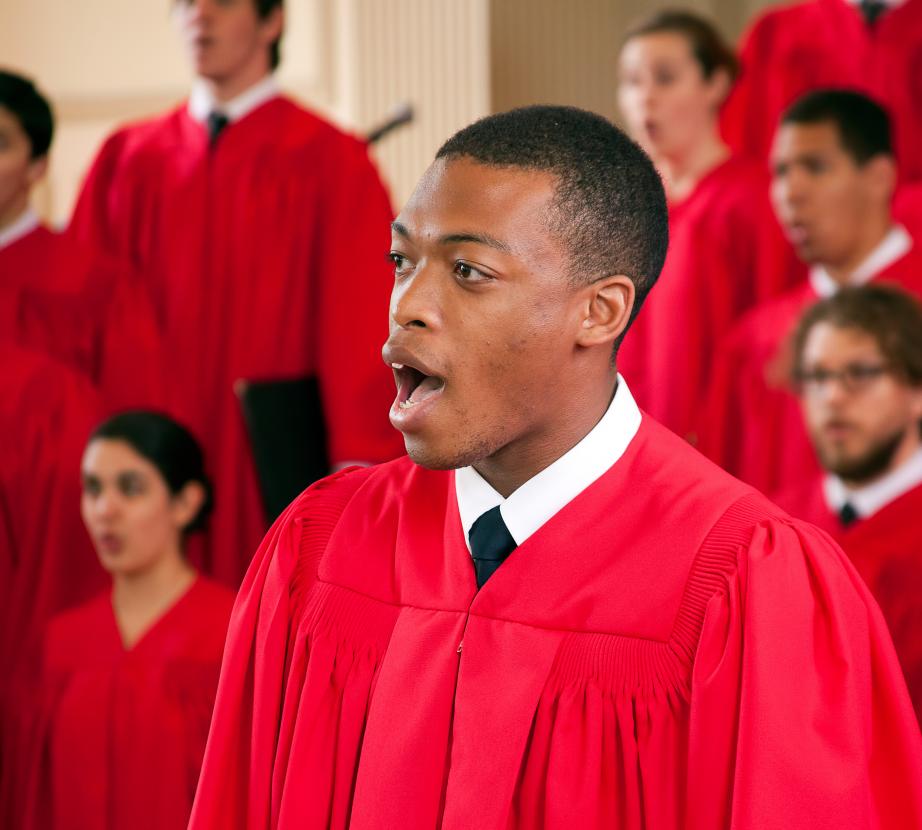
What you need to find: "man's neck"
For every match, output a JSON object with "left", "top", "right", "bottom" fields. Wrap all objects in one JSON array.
[
  {"left": 0, "top": 195, "right": 31, "bottom": 234},
  {"left": 0, "top": 205, "right": 40, "bottom": 252},
  {"left": 824, "top": 215, "right": 894, "bottom": 284},
  {"left": 656, "top": 132, "right": 729, "bottom": 203},
  {"left": 200, "top": 61, "right": 272, "bottom": 105},
  {"left": 473, "top": 378, "right": 618, "bottom": 498}
]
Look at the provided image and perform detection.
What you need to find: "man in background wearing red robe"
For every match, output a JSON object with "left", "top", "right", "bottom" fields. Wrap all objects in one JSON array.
[
  {"left": 774, "top": 284, "right": 922, "bottom": 721},
  {"left": 70, "top": 0, "right": 403, "bottom": 586},
  {"left": 700, "top": 90, "right": 922, "bottom": 496},
  {"left": 722, "top": 0, "right": 922, "bottom": 186},
  {"left": 0, "top": 70, "right": 162, "bottom": 412},
  {"left": 191, "top": 106, "right": 921, "bottom": 830}
]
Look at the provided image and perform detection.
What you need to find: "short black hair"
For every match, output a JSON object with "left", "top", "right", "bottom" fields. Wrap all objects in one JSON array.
[
  {"left": 0, "top": 69, "right": 54, "bottom": 159},
  {"left": 435, "top": 105, "right": 669, "bottom": 333},
  {"left": 781, "top": 89, "right": 892, "bottom": 165},
  {"left": 90, "top": 410, "right": 214, "bottom": 534},
  {"left": 623, "top": 9, "right": 739, "bottom": 83},
  {"left": 793, "top": 284, "right": 922, "bottom": 387},
  {"left": 255, "top": 0, "right": 283, "bottom": 71}
]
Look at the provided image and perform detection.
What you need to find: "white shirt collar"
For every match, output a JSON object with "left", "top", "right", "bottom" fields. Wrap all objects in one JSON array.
[
  {"left": 844, "top": 0, "right": 905, "bottom": 7},
  {"left": 455, "top": 375, "right": 642, "bottom": 551},
  {"left": 823, "top": 446, "right": 922, "bottom": 519},
  {"left": 0, "top": 208, "right": 40, "bottom": 252},
  {"left": 188, "top": 74, "right": 280, "bottom": 124},
  {"left": 808, "top": 224, "right": 912, "bottom": 298}
]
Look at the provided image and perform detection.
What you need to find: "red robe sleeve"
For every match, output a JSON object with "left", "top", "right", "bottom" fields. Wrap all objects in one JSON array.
[
  {"left": 69, "top": 131, "right": 138, "bottom": 266},
  {"left": 688, "top": 517, "right": 922, "bottom": 827},
  {"left": 23, "top": 247, "right": 165, "bottom": 414},
  {"left": 189, "top": 466, "right": 375, "bottom": 829},
  {"left": 720, "top": 9, "right": 783, "bottom": 164},
  {"left": 310, "top": 139, "right": 404, "bottom": 465}
]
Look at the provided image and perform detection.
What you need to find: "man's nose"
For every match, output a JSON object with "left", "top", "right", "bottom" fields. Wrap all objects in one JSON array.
[{"left": 390, "top": 264, "right": 441, "bottom": 331}]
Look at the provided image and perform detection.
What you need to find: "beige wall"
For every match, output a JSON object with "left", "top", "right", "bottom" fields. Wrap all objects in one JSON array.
[{"left": 2, "top": 0, "right": 777, "bottom": 223}]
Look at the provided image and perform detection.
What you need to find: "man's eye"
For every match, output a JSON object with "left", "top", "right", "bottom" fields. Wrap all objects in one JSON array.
[
  {"left": 388, "top": 253, "right": 413, "bottom": 275},
  {"left": 453, "top": 261, "right": 486, "bottom": 281}
]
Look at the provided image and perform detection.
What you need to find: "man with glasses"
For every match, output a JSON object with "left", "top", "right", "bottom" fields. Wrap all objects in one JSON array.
[
  {"left": 775, "top": 283, "right": 922, "bottom": 719},
  {"left": 700, "top": 89, "right": 922, "bottom": 496}
]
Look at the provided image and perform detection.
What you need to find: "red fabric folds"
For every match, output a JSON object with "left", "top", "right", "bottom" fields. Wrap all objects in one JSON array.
[
  {"left": 70, "top": 97, "right": 404, "bottom": 586},
  {"left": 28, "top": 577, "right": 234, "bottom": 829},
  {"left": 0, "top": 225, "right": 163, "bottom": 412},
  {"left": 775, "top": 478, "right": 922, "bottom": 722},
  {"left": 617, "top": 155, "right": 803, "bottom": 442},
  {"left": 191, "top": 421, "right": 922, "bottom": 829}
]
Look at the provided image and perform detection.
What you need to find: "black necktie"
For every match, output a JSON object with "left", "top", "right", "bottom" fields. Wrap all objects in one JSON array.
[
  {"left": 206, "top": 111, "right": 229, "bottom": 147},
  {"left": 859, "top": 0, "right": 887, "bottom": 26},
  {"left": 468, "top": 505, "right": 517, "bottom": 588},
  {"left": 838, "top": 502, "right": 859, "bottom": 528}
]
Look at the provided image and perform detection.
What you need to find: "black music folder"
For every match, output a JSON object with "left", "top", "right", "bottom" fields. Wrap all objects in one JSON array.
[{"left": 236, "top": 375, "right": 329, "bottom": 524}]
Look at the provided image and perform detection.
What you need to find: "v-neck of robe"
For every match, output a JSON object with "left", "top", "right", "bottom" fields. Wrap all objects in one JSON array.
[{"left": 108, "top": 576, "right": 201, "bottom": 653}]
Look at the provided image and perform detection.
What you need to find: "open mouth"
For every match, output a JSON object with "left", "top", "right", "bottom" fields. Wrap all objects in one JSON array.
[{"left": 391, "top": 363, "right": 445, "bottom": 409}]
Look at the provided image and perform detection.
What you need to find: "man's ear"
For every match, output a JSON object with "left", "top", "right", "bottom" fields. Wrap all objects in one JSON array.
[
  {"left": 259, "top": 5, "right": 285, "bottom": 45},
  {"left": 864, "top": 154, "right": 897, "bottom": 205},
  {"left": 26, "top": 155, "right": 48, "bottom": 189},
  {"left": 575, "top": 274, "right": 636, "bottom": 349},
  {"left": 706, "top": 66, "right": 733, "bottom": 111}
]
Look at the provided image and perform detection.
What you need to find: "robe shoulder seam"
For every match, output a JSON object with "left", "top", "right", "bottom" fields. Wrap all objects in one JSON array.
[
  {"left": 288, "top": 465, "right": 379, "bottom": 614},
  {"left": 669, "top": 491, "right": 779, "bottom": 664}
]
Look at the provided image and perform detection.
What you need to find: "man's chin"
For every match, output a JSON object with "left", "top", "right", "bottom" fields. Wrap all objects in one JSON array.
[
  {"left": 403, "top": 434, "right": 492, "bottom": 472},
  {"left": 821, "top": 431, "right": 905, "bottom": 484}
]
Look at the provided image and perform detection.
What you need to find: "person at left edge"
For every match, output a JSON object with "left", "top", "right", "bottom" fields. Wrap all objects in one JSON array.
[
  {"left": 27, "top": 412, "right": 234, "bottom": 830},
  {"left": 69, "top": 0, "right": 403, "bottom": 587},
  {"left": 0, "top": 69, "right": 163, "bottom": 413},
  {"left": 0, "top": 345, "right": 103, "bottom": 830}
]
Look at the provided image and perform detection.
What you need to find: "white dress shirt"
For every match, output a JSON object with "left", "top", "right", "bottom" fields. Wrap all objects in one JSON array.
[
  {"left": 0, "top": 207, "right": 40, "bottom": 252},
  {"left": 187, "top": 74, "right": 280, "bottom": 125},
  {"left": 824, "top": 447, "right": 922, "bottom": 520},
  {"left": 455, "top": 375, "right": 642, "bottom": 551},
  {"left": 809, "top": 224, "right": 912, "bottom": 298}
]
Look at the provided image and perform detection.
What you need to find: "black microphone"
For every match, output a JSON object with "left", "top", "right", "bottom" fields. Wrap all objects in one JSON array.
[{"left": 366, "top": 102, "right": 414, "bottom": 145}]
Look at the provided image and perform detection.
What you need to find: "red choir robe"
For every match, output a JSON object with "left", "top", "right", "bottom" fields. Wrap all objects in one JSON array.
[
  {"left": 0, "top": 345, "right": 105, "bottom": 829},
  {"left": 722, "top": 0, "right": 922, "bottom": 184},
  {"left": 190, "top": 420, "right": 922, "bottom": 830},
  {"left": 773, "top": 478, "right": 922, "bottom": 721},
  {"left": 0, "top": 223, "right": 164, "bottom": 412},
  {"left": 29, "top": 576, "right": 234, "bottom": 829},
  {"left": 70, "top": 95, "right": 404, "bottom": 587},
  {"left": 616, "top": 155, "right": 804, "bottom": 441},
  {"left": 895, "top": 182, "right": 922, "bottom": 238},
  {"left": 698, "top": 245, "right": 922, "bottom": 495}
]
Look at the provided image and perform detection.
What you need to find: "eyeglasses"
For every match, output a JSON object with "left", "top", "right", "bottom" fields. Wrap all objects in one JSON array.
[{"left": 795, "top": 363, "right": 890, "bottom": 396}]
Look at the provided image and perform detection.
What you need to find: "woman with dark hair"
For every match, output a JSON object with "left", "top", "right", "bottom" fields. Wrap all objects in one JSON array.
[
  {"left": 614, "top": 10, "right": 802, "bottom": 444},
  {"left": 30, "top": 412, "right": 234, "bottom": 830}
]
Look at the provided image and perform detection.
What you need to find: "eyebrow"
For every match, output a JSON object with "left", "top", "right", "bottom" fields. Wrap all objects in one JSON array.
[{"left": 391, "top": 221, "right": 512, "bottom": 254}]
